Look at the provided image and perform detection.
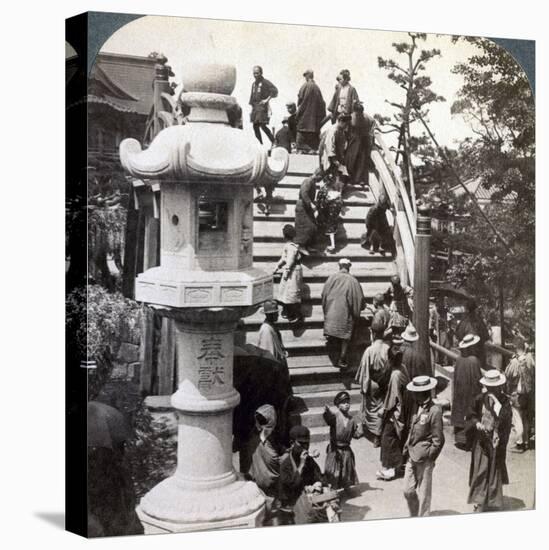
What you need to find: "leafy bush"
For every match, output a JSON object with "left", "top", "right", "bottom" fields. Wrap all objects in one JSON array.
[{"left": 66, "top": 285, "right": 142, "bottom": 397}]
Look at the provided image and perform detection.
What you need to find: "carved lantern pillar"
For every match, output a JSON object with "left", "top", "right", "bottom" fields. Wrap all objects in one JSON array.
[{"left": 119, "top": 64, "right": 289, "bottom": 533}]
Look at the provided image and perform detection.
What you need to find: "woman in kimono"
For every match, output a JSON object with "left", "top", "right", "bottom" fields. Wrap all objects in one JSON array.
[
  {"left": 377, "top": 340, "right": 412, "bottom": 481},
  {"left": 327, "top": 69, "right": 360, "bottom": 123},
  {"left": 316, "top": 174, "right": 343, "bottom": 254},
  {"left": 273, "top": 224, "right": 303, "bottom": 324},
  {"left": 323, "top": 391, "right": 362, "bottom": 490},
  {"left": 294, "top": 169, "right": 322, "bottom": 254},
  {"left": 345, "top": 102, "right": 376, "bottom": 187},
  {"left": 465, "top": 370, "right": 512, "bottom": 512}
]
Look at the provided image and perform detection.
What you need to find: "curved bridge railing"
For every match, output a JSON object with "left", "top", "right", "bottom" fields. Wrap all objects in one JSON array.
[{"left": 370, "top": 131, "right": 416, "bottom": 286}]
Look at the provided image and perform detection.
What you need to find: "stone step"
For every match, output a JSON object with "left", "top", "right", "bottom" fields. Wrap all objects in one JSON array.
[
  {"left": 254, "top": 219, "right": 368, "bottom": 241},
  {"left": 253, "top": 259, "right": 395, "bottom": 281},
  {"left": 290, "top": 403, "right": 362, "bottom": 429},
  {"left": 254, "top": 203, "right": 368, "bottom": 221},
  {"left": 272, "top": 281, "right": 392, "bottom": 303},
  {"left": 244, "top": 304, "right": 373, "bottom": 328},
  {"left": 267, "top": 183, "right": 375, "bottom": 207},
  {"left": 254, "top": 242, "right": 389, "bottom": 261},
  {"left": 287, "top": 153, "right": 321, "bottom": 174}
]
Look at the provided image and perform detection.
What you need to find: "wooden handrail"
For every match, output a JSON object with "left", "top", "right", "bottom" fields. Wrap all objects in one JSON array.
[
  {"left": 374, "top": 132, "right": 416, "bottom": 240},
  {"left": 370, "top": 133, "right": 416, "bottom": 286},
  {"left": 430, "top": 340, "right": 514, "bottom": 363}
]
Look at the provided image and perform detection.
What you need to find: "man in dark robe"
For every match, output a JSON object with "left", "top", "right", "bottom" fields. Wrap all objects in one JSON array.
[
  {"left": 465, "top": 370, "right": 512, "bottom": 512},
  {"left": 452, "top": 334, "right": 483, "bottom": 450},
  {"left": 456, "top": 299, "right": 490, "bottom": 368},
  {"left": 401, "top": 324, "right": 432, "bottom": 379},
  {"left": 321, "top": 258, "right": 365, "bottom": 369},
  {"left": 294, "top": 169, "right": 322, "bottom": 253},
  {"left": 274, "top": 117, "right": 292, "bottom": 153},
  {"left": 249, "top": 65, "right": 278, "bottom": 145},
  {"left": 296, "top": 69, "right": 326, "bottom": 153}
]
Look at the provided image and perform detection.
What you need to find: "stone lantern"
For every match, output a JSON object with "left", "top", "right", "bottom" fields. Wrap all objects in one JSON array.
[{"left": 119, "top": 64, "right": 289, "bottom": 533}]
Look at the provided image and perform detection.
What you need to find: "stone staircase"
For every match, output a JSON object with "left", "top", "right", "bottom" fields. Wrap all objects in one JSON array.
[{"left": 244, "top": 153, "right": 398, "bottom": 442}]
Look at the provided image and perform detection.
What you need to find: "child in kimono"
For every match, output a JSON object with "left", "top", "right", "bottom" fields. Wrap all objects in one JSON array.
[
  {"left": 323, "top": 391, "right": 361, "bottom": 490},
  {"left": 273, "top": 224, "right": 303, "bottom": 323}
]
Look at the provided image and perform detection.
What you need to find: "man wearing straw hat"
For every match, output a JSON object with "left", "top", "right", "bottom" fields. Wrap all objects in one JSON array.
[
  {"left": 401, "top": 324, "right": 432, "bottom": 380},
  {"left": 402, "top": 375, "right": 444, "bottom": 517},
  {"left": 464, "top": 369, "right": 512, "bottom": 512},
  {"left": 452, "top": 334, "right": 483, "bottom": 450}
]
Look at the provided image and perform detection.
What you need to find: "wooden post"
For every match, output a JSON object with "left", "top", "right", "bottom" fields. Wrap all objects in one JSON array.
[
  {"left": 152, "top": 56, "right": 171, "bottom": 137},
  {"left": 414, "top": 205, "right": 432, "bottom": 371}
]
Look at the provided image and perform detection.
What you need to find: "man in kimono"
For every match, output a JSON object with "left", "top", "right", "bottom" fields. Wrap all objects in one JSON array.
[
  {"left": 296, "top": 69, "right": 326, "bottom": 153},
  {"left": 256, "top": 300, "right": 291, "bottom": 395},
  {"left": 249, "top": 65, "right": 278, "bottom": 145},
  {"left": 355, "top": 320, "right": 391, "bottom": 446},
  {"left": 319, "top": 113, "right": 350, "bottom": 179},
  {"left": 401, "top": 324, "right": 432, "bottom": 379},
  {"left": 321, "top": 258, "right": 365, "bottom": 369}
]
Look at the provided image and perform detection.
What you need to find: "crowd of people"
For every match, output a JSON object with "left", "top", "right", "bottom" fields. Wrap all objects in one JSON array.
[
  {"left": 249, "top": 66, "right": 377, "bottom": 217},
  {"left": 234, "top": 285, "right": 535, "bottom": 524}
]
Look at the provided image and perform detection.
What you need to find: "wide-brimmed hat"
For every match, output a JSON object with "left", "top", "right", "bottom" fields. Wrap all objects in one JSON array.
[
  {"left": 458, "top": 333, "right": 480, "bottom": 349},
  {"left": 262, "top": 299, "right": 279, "bottom": 315},
  {"left": 406, "top": 375, "right": 437, "bottom": 392},
  {"left": 480, "top": 369, "right": 506, "bottom": 387},
  {"left": 334, "top": 391, "right": 351, "bottom": 405},
  {"left": 402, "top": 324, "right": 419, "bottom": 342}
]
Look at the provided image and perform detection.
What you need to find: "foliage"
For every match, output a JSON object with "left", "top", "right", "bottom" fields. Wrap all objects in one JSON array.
[
  {"left": 375, "top": 33, "right": 446, "bottom": 195},
  {"left": 442, "top": 37, "right": 535, "bottom": 340},
  {"left": 66, "top": 285, "right": 142, "bottom": 397}
]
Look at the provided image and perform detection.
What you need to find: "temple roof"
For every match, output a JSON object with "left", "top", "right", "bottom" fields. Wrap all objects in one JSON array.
[
  {"left": 89, "top": 52, "right": 157, "bottom": 116},
  {"left": 451, "top": 178, "right": 517, "bottom": 204}
]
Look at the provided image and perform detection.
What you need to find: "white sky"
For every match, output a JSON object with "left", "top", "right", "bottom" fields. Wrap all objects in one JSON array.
[{"left": 101, "top": 15, "right": 484, "bottom": 152}]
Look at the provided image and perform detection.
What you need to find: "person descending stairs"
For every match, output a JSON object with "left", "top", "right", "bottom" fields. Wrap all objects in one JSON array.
[{"left": 244, "top": 152, "right": 400, "bottom": 443}]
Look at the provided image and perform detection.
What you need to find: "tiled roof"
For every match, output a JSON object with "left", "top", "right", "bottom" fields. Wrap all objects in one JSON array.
[
  {"left": 451, "top": 178, "right": 517, "bottom": 203},
  {"left": 67, "top": 95, "right": 142, "bottom": 114},
  {"left": 90, "top": 52, "right": 157, "bottom": 116}
]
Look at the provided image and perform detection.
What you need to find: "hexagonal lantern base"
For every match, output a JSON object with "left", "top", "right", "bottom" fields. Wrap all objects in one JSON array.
[
  {"left": 135, "top": 266, "right": 273, "bottom": 309},
  {"left": 136, "top": 476, "right": 265, "bottom": 534}
]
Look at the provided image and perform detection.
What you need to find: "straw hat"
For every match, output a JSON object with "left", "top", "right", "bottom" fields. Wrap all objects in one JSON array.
[
  {"left": 406, "top": 375, "right": 437, "bottom": 392},
  {"left": 480, "top": 369, "right": 507, "bottom": 387},
  {"left": 402, "top": 324, "right": 419, "bottom": 342},
  {"left": 458, "top": 334, "right": 480, "bottom": 349}
]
